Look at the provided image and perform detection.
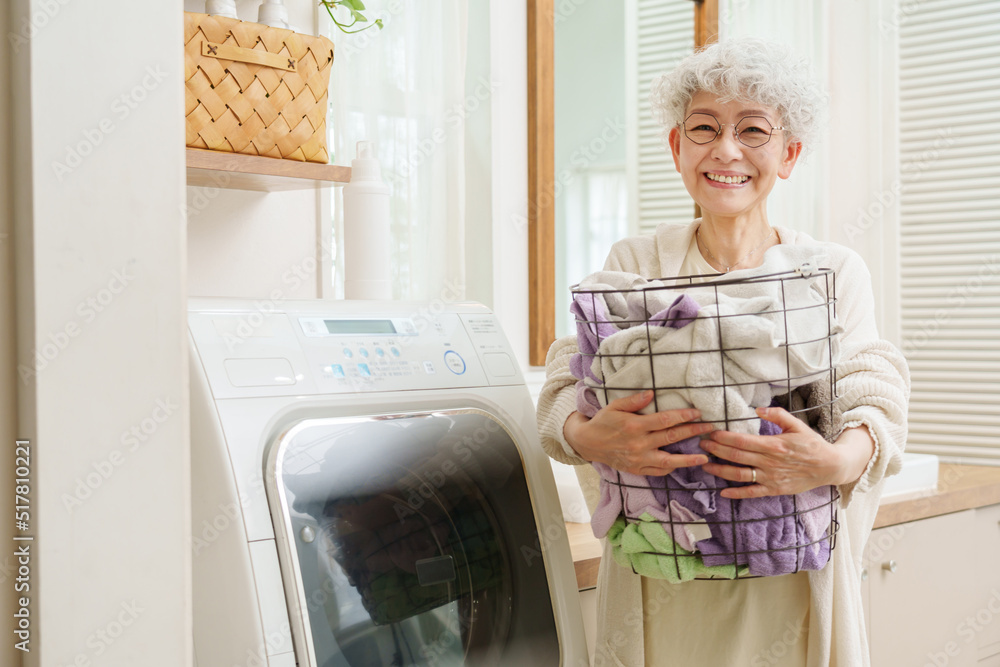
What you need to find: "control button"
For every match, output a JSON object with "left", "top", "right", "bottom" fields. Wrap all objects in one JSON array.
[
  {"left": 358, "top": 363, "right": 371, "bottom": 377},
  {"left": 444, "top": 350, "right": 466, "bottom": 375},
  {"left": 391, "top": 347, "right": 401, "bottom": 357},
  {"left": 423, "top": 361, "right": 436, "bottom": 374},
  {"left": 359, "top": 348, "right": 370, "bottom": 358},
  {"left": 343, "top": 348, "right": 353, "bottom": 359},
  {"left": 375, "top": 347, "right": 385, "bottom": 357},
  {"left": 301, "top": 320, "right": 323, "bottom": 335},
  {"left": 330, "top": 364, "right": 345, "bottom": 378}
]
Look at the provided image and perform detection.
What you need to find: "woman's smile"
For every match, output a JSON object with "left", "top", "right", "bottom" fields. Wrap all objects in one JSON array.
[
  {"left": 704, "top": 171, "right": 751, "bottom": 186},
  {"left": 669, "top": 91, "right": 801, "bottom": 225}
]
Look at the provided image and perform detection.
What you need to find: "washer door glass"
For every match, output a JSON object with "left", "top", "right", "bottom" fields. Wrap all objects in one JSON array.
[{"left": 267, "top": 410, "right": 560, "bottom": 667}]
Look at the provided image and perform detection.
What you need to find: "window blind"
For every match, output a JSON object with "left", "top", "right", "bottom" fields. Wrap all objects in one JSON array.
[
  {"left": 899, "top": 0, "right": 1000, "bottom": 462},
  {"left": 632, "top": 0, "right": 694, "bottom": 236}
]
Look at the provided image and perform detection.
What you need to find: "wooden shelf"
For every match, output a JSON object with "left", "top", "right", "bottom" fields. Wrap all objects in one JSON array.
[{"left": 186, "top": 148, "right": 351, "bottom": 192}]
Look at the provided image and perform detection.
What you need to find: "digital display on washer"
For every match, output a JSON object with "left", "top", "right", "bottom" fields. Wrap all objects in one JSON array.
[{"left": 324, "top": 319, "right": 397, "bottom": 335}]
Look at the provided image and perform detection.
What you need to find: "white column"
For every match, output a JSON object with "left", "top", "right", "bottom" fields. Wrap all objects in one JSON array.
[
  {"left": 10, "top": 1, "right": 190, "bottom": 666},
  {"left": 826, "top": 0, "right": 901, "bottom": 344},
  {"left": 488, "top": 0, "right": 530, "bottom": 367}
]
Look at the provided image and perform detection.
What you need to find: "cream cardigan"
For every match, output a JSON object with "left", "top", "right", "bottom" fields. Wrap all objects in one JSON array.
[{"left": 537, "top": 221, "right": 910, "bottom": 667}]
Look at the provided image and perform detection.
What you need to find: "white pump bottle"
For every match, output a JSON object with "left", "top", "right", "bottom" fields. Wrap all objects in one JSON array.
[{"left": 343, "top": 141, "right": 392, "bottom": 300}]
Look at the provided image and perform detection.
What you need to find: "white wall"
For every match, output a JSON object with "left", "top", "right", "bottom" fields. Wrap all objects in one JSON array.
[
  {"left": 487, "top": 0, "right": 531, "bottom": 367},
  {"left": 10, "top": 1, "right": 190, "bottom": 666},
  {"left": 183, "top": 0, "right": 330, "bottom": 301}
]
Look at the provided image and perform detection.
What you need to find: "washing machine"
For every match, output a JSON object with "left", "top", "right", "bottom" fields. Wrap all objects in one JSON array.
[{"left": 189, "top": 298, "right": 588, "bottom": 667}]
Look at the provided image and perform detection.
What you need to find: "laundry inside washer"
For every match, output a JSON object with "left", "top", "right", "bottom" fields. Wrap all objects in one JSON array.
[{"left": 272, "top": 411, "right": 554, "bottom": 666}]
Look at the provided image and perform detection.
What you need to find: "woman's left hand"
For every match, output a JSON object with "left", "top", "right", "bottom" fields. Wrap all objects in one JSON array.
[{"left": 699, "top": 406, "right": 844, "bottom": 499}]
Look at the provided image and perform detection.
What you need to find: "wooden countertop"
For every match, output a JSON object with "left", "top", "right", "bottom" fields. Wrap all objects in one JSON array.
[{"left": 566, "top": 463, "right": 1000, "bottom": 590}]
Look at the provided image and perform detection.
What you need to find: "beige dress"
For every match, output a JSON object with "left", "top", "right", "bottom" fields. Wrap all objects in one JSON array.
[
  {"left": 640, "top": 233, "right": 811, "bottom": 666},
  {"left": 537, "top": 222, "right": 911, "bottom": 666}
]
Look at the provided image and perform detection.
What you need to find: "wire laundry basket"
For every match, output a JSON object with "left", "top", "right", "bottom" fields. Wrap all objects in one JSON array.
[{"left": 571, "top": 264, "right": 841, "bottom": 581}]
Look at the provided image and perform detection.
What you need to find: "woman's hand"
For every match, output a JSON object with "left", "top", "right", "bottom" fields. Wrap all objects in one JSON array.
[
  {"left": 563, "top": 390, "right": 713, "bottom": 476},
  {"left": 699, "top": 406, "right": 875, "bottom": 499}
]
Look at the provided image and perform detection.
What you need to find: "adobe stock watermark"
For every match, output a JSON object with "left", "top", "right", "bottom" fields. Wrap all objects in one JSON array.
[
  {"left": 18, "top": 262, "right": 136, "bottom": 385},
  {"left": 7, "top": 0, "right": 73, "bottom": 53},
  {"left": 51, "top": 65, "right": 168, "bottom": 182},
  {"left": 54, "top": 599, "right": 144, "bottom": 667},
  {"left": 750, "top": 619, "right": 807, "bottom": 666},
  {"left": 397, "top": 278, "right": 465, "bottom": 349},
  {"left": 924, "top": 589, "right": 1000, "bottom": 667},
  {"left": 234, "top": 620, "right": 293, "bottom": 667},
  {"left": 61, "top": 397, "right": 180, "bottom": 513},
  {"left": 591, "top": 572, "right": 682, "bottom": 666},
  {"left": 393, "top": 417, "right": 502, "bottom": 523},
  {"left": 383, "top": 77, "right": 499, "bottom": 186},
  {"left": 552, "top": 0, "right": 591, "bottom": 25},
  {"left": 512, "top": 115, "right": 626, "bottom": 233},
  {"left": 902, "top": 254, "right": 1000, "bottom": 355},
  {"left": 193, "top": 472, "right": 266, "bottom": 559},
  {"left": 879, "top": 0, "right": 926, "bottom": 34},
  {"left": 183, "top": 170, "right": 233, "bottom": 219},
  {"left": 844, "top": 127, "right": 954, "bottom": 243},
  {"left": 328, "top": 0, "right": 404, "bottom": 64},
  {"left": 216, "top": 233, "right": 340, "bottom": 352},
  {"left": 719, "top": 0, "right": 751, "bottom": 29}
]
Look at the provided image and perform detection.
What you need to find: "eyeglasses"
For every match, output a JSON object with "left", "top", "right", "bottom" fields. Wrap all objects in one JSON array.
[{"left": 681, "top": 112, "right": 785, "bottom": 148}]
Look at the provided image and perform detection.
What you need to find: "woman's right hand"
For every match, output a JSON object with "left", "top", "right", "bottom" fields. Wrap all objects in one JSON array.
[{"left": 563, "top": 390, "right": 713, "bottom": 476}]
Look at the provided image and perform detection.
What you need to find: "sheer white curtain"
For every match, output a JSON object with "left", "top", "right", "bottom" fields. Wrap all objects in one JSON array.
[
  {"left": 556, "top": 165, "right": 629, "bottom": 337},
  {"left": 325, "top": 1, "right": 468, "bottom": 301}
]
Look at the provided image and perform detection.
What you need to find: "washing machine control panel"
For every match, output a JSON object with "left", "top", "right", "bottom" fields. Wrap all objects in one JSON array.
[{"left": 188, "top": 300, "right": 523, "bottom": 398}]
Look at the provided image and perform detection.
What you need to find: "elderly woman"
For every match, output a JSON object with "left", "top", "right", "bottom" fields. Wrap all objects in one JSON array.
[{"left": 537, "top": 38, "right": 909, "bottom": 667}]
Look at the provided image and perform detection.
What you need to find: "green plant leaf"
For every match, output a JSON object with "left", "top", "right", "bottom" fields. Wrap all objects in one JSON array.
[{"left": 320, "top": 0, "right": 383, "bottom": 34}]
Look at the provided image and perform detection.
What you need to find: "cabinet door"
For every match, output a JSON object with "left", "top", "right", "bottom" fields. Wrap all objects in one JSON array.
[
  {"left": 579, "top": 587, "right": 598, "bottom": 663},
  {"left": 868, "top": 510, "right": 979, "bottom": 667},
  {"left": 974, "top": 503, "right": 1000, "bottom": 665}
]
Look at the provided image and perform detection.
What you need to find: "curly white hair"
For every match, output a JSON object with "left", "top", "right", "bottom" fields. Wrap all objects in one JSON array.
[{"left": 651, "top": 38, "right": 825, "bottom": 151}]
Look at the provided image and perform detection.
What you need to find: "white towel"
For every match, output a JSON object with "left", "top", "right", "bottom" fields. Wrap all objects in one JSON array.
[{"left": 583, "top": 257, "right": 843, "bottom": 433}]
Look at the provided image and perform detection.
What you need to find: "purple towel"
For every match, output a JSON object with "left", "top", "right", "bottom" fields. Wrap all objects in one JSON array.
[
  {"left": 569, "top": 297, "right": 616, "bottom": 383},
  {"left": 698, "top": 494, "right": 831, "bottom": 575},
  {"left": 693, "top": 411, "right": 832, "bottom": 575},
  {"left": 648, "top": 408, "right": 831, "bottom": 576},
  {"left": 590, "top": 462, "right": 705, "bottom": 552},
  {"left": 575, "top": 380, "right": 602, "bottom": 419},
  {"left": 569, "top": 293, "right": 701, "bottom": 385},
  {"left": 648, "top": 436, "right": 719, "bottom": 516}
]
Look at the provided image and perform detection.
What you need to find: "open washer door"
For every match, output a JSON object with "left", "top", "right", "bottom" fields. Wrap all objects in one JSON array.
[{"left": 265, "top": 409, "right": 562, "bottom": 667}]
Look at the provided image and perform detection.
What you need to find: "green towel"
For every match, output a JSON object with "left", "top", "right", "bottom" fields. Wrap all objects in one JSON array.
[{"left": 607, "top": 513, "right": 749, "bottom": 583}]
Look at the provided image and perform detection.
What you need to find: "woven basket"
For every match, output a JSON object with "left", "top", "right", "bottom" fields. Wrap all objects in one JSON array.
[{"left": 184, "top": 12, "right": 334, "bottom": 163}]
